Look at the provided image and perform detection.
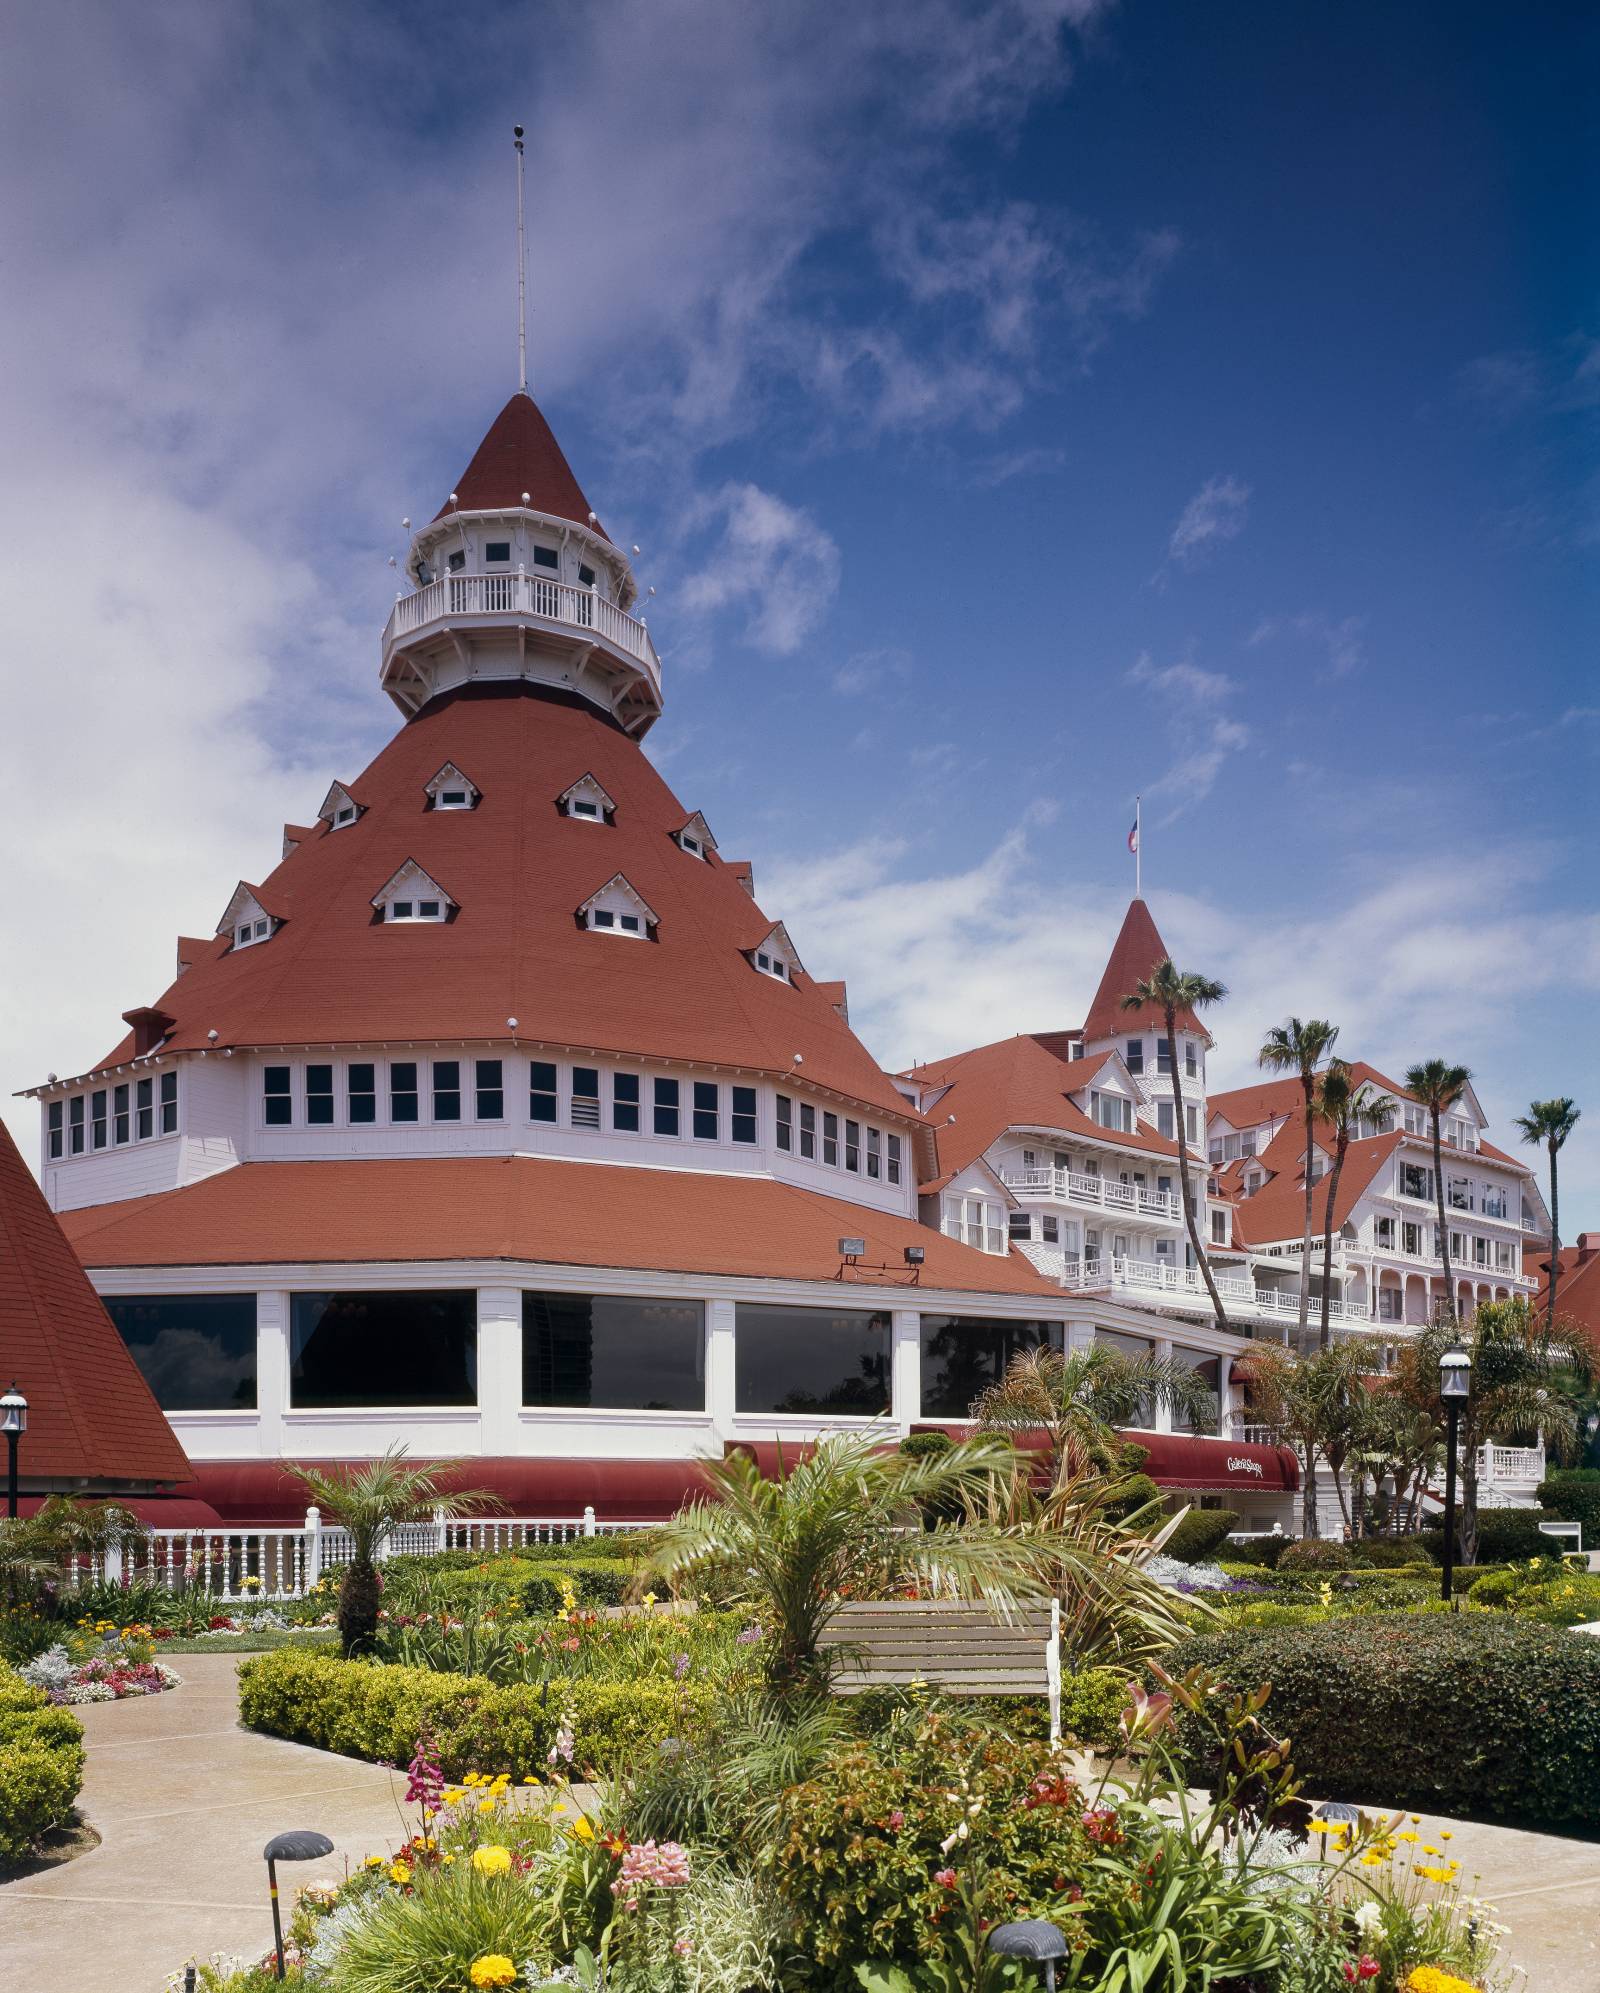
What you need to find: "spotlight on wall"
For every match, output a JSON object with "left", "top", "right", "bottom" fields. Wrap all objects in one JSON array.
[
  {"left": 402, "top": 517, "right": 411, "bottom": 529},
  {"left": 507, "top": 1017, "right": 519, "bottom": 1030},
  {"left": 904, "top": 1246, "right": 925, "bottom": 1267},
  {"left": 837, "top": 1238, "right": 866, "bottom": 1263},
  {"left": 588, "top": 511, "right": 598, "bottom": 525},
  {"left": 632, "top": 544, "right": 641, "bottom": 555},
  {"left": 207, "top": 1029, "right": 219, "bottom": 1043},
  {"left": 521, "top": 491, "right": 531, "bottom": 504}
]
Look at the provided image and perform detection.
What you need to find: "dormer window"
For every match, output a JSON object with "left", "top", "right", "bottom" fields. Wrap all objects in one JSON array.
[
  {"left": 748, "top": 921, "right": 803, "bottom": 985},
  {"left": 371, "top": 860, "right": 456, "bottom": 925},
  {"left": 334, "top": 805, "right": 356, "bottom": 827},
  {"left": 236, "top": 917, "right": 271, "bottom": 949},
  {"left": 424, "top": 763, "right": 480, "bottom": 811},
  {"left": 317, "top": 780, "right": 364, "bottom": 831},
  {"left": 217, "top": 883, "right": 278, "bottom": 953},
  {"left": 557, "top": 773, "right": 617, "bottom": 824},
  {"left": 673, "top": 811, "right": 718, "bottom": 861},
  {"left": 755, "top": 950, "right": 787, "bottom": 980},
  {"left": 578, "top": 874, "right": 658, "bottom": 940}
]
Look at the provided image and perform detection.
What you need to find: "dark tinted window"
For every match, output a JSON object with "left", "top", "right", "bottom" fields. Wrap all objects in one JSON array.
[
  {"left": 105, "top": 1294, "right": 257, "bottom": 1411},
  {"left": 159, "top": 1072, "right": 178, "bottom": 1134},
  {"left": 264, "top": 1066, "right": 292, "bottom": 1126},
  {"left": 735, "top": 1303, "right": 890, "bottom": 1415},
  {"left": 529, "top": 1061, "right": 558, "bottom": 1122},
  {"left": 306, "top": 1064, "right": 334, "bottom": 1125},
  {"left": 731, "top": 1086, "right": 757, "bottom": 1145},
  {"left": 290, "top": 1291, "right": 476, "bottom": 1407},
  {"left": 654, "top": 1076, "right": 679, "bottom": 1136},
  {"left": 475, "top": 1058, "right": 504, "bottom": 1120},
  {"left": 433, "top": 1060, "right": 461, "bottom": 1121},
  {"left": 522, "top": 1293, "right": 704, "bottom": 1410},
  {"left": 693, "top": 1081, "right": 718, "bottom": 1141},
  {"left": 613, "top": 1072, "right": 640, "bottom": 1132},
  {"left": 391, "top": 1061, "right": 419, "bottom": 1122},
  {"left": 348, "top": 1063, "right": 376, "bottom": 1124},
  {"left": 920, "top": 1317, "right": 1060, "bottom": 1420}
]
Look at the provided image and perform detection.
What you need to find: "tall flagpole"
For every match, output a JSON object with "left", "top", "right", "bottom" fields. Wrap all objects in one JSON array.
[
  {"left": 1135, "top": 795, "right": 1142, "bottom": 899},
  {"left": 513, "top": 124, "right": 528, "bottom": 394}
]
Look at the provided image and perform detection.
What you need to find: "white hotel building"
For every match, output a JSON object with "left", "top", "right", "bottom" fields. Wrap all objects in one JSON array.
[{"left": 21, "top": 389, "right": 1549, "bottom": 1532}]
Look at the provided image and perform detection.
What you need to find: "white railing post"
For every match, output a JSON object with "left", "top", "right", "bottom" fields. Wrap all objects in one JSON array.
[
  {"left": 1046, "top": 1597, "right": 1062, "bottom": 1749},
  {"left": 583, "top": 1505, "right": 596, "bottom": 1538},
  {"left": 104, "top": 1541, "right": 123, "bottom": 1589},
  {"left": 434, "top": 1503, "right": 449, "bottom": 1553},
  {"left": 304, "top": 1506, "right": 322, "bottom": 1591}
]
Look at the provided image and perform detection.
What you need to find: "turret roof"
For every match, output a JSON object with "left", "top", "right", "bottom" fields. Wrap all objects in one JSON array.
[
  {"left": 435, "top": 391, "right": 609, "bottom": 542},
  {"left": 1081, "top": 898, "right": 1205, "bottom": 1043}
]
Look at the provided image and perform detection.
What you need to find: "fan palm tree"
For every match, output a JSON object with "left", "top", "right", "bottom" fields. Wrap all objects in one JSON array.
[
  {"left": 1235, "top": 1340, "right": 1375, "bottom": 1539},
  {"left": 292, "top": 1448, "right": 501, "bottom": 1655},
  {"left": 1118, "top": 959, "right": 1230, "bottom": 1332},
  {"left": 1514, "top": 1097, "right": 1581, "bottom": 1335},
  {"left": 1403, "top": 1059, "right": 1472, "bottom": 1327},
  {"left": 0, "top": 1497, "right": 149, "bottom": 1610},
  {"left": 970, "top": 1342, "right": 1217, "bottom": 1484},
  {"left": 641, "top": 1431, "right": 1042, "bottom": 1694},
  {"left": 1311, "top": 1065, "right": 1396, "bottom": 1351},
  {"left": 1257, "top": 1017, "right": 1340, "bottom": 1351}
]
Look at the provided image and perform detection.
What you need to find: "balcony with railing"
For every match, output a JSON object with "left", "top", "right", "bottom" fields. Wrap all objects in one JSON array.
[
  {"left": 383, "top": 570, "right": 663, "bottom": 699},
  {"left": 1023, "top": 1248, "right": 1355, "bottom": 1325},
  {"left": 999, "top": 1167, "right": 1181, "bottom": 1224}
]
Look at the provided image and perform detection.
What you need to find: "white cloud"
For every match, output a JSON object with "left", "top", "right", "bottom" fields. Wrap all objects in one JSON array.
[
  {"left": 678, "top": 483, "right": 841, "bottom": 655},
  {"left": 1128, "top": 654, "right": 1237, "bottom": 704},
  {"left": 1127, "top": 652, "right": 1250, "bottom": 818},
  {"left": 1163, "top": 474, "right": 1251, "bottom": 572},
  {"left": 833, "top": 648, "right": 914, "bottom": 697},
  {"left": 1456, "top": 332, "right": 1600, "bottom": 421},
  {"left": 1248, "top": 611, "right": 1366, "bottom": 680}
]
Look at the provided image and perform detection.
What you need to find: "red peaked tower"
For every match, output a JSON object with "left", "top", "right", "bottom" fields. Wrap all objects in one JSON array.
[{"left": 1080, "top": 898, "right": 1206, "bottom": 1043}]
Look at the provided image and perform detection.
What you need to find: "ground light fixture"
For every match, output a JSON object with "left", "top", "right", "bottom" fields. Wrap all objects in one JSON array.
[
  {"left": 264, "top": 1829, "right": 334, "bottom": 1978},
  {"left": 988, "top": 1920, "right": 1069, "bottom": 1990},
  {"left": 1, "top": 1381, "right": 26, "bottom": 1519},
  {"left": 1438, "top": 1347, "right": 1472, "bottom": 1608}
]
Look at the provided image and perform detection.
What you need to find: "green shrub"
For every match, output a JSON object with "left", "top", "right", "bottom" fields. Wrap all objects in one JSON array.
[
  {"left": 237, "top": 1646, "right": 712, "bottom": 1781},
  {"left": 1161, "top": 1509, "right": 1239, "bottom": 1564},
  {"left": 383, "top": 1556, "right": 631, "bottom": 1618},
  {"left": 1277, "top": 1538, "right": 1353, "bottom": 1571},
  {"left": 1352, "top": 1538, "right": 1431, "bottom": 1569},
  {"left": 1058, "top": 1667, "right": 1130, "bottom": 1746},
  {"left": 1101, "top": 1473, "right": 1162, "bottom": 1525},
  {"left": 0, "top": 1663, "right": 86, "bottom": 1868},
  {"left": 1218, "top": 1535, "right": 1290, "bottom": 1568},
  {"left": 1170, "top": 1613, "right": 1600, "bottom": 1829},
  {"left": 1466, "top": 1563, "right": 1600, "bottom": 1625},
  {"left": 898, "top": 1432, "right": 953, "bottom": 1461},
  {"left": 1538, "top": 1470, "right": 1600, "bottom": 1539},
  {"left": 1419, "top": 1510, "right": 1555, "bottom": 1566}
]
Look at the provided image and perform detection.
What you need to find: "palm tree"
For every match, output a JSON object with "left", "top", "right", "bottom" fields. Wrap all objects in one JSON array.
[
  {"left": 1258, "top": 1017, "right": 1340, "bottom": 1351},
  {"left": 1119, "top": 959, "right": 1230, "bottom": 1332},
  {"left": 1514, "top": 1097, "right": 1581, "bottom": 1336},
  {"left": 1311, "top": 1066, "right": 1396, "bottom": 1351},
  {"left": 641, "top": 1431, "right": 1043, "bottom": 1694},
  {"left": 1236, "top": 1340, "right": 1375, "bottom": 1539},
  {"left": 0, "top": 1496, "right": 149, "bottom": 1611},
  {"left": 970, "top": 1342, "right": 1217, "bottom": 1484},
  {"left": 292, "top": 1448, "right": 500, "bottom": 1656},
  {"left": 1403, "top": 1059, "right": 1472, "bottom": 1327}
]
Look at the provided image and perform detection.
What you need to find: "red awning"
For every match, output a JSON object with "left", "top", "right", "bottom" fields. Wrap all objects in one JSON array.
[
  {"left": 1134, "top": 1434, "right": 1298, "bottom": 1493},
  {"left": 17, "top": 1494, "right": 224, "bottom": 1527}
]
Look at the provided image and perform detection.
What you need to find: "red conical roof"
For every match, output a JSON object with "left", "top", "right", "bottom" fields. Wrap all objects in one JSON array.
[
  {"left": 436, "top": 392, "right": 609, "bottom": 541},
  {"left": 0, "top": 1118, "right": 190, "bottom": 1487},
  {"left": 1081, "top": 898, "right": 1204, "bottom": 1042}
]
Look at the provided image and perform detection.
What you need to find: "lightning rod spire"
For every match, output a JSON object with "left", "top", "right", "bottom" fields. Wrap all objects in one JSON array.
[{"left": 513, "top": 123, "right": 528, "bottom": 394}]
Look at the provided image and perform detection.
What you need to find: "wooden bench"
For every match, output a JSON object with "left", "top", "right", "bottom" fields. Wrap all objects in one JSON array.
[{"left": 819, "top": 1599, "right": 1058, "bottom": 1699}]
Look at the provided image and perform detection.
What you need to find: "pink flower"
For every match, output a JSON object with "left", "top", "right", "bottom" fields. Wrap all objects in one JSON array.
[
  {"left": 887, "top": 1810, "right": 905, "bottom": 1830},
  {"left": 934, "top": 1868, "right": 958, "bottom": 1890}
]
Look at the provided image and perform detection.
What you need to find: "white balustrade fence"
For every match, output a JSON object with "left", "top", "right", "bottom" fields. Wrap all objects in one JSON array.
[
  {"left": 384, "top": 571, "right": 661, "bottom": 686},
  {"left": 1000, "top": 1168, "right": 1180, "bottom": 1223}
]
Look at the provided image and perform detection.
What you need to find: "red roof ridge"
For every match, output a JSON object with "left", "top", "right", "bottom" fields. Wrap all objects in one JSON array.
[{"left": 436, "top": 392, "right": 610, "bottom": 543}]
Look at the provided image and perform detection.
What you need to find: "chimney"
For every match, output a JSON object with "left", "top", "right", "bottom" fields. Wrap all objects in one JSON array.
[
  {"left": 1578, "top": 1233, "right": 1599, "bottom": 1266},
  {"left": 122, "top": 1006, "right": 175, "bottom": 1056}
]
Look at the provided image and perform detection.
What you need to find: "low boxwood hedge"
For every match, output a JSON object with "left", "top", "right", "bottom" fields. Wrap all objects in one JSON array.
[
  {"left": 1169, "top": 1613, "right": 1600, "bottom": 1830},
  {"left": 0, "top": 1664, "right": 86, "bottom": 1868},
  {"left": 237, "top": 1646, "right": 712, "bottom": 1780},
  {"left": 1162, "top": 1508, "right": 1240, "bottom": 1564}
]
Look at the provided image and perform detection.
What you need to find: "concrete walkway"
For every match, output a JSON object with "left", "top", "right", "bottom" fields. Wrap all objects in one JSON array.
[
  {"left": 0, "top": 1653, "right": 409, "bottom": 1992},
  {"left": 4, "top": 1654, "right": 1600, "bottom": 1989}
]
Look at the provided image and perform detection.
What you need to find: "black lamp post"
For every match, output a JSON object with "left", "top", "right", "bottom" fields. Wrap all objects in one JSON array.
[
  {"left": 1439, "top": 1348, "right": 1472, "bottom": 1606},
  {"left": 263, "top": 1829, "right": 334, "bottom": 1978},
  {"left": 1, "top": 1383, "right": 27, "bottom": 1519}
]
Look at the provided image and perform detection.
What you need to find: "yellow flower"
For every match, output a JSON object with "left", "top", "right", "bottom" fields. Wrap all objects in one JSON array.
[
  {"left": 364, "top": 1854, "right": 386, "bottom": 1868},
  {"left": 572, "top": 1815, "right": 595, "bottom": 1842},
  {"left": 388, "top": 1862, "right": 412, "bottom": 1884},
  {"left": 478, "top": 1799, "right": 496, "bottom": 1814},
  {"left": 1404, "top": 1968, "right": 1481, "bottom": 1993},
  {"left": 642, "top": 1592, "right": 658, "bottom": 1609},
  {"left": 523, "top": 1775, "right": 541, "bottom": 1787},
  {"left": 472, "top": 1845, "right": 512, "bottom": 1876},
  {"left": 1396, "top": 1830, "right": 1420, "bottom": 1843},
  {"left": 469, "top": 1956, "right": 519, "bottom": 1989}
]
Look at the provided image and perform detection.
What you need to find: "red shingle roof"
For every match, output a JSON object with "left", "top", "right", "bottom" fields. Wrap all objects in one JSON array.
[
  {"left": 0, "top": 1119, "right": 190, "bottom": 1487},
  {"left": 1081, "top": 899, "right": 1205, "bottom": 1043},
  {"left": 93, "top": 684, "right": 911, "bottom": 1121},
  {"left": 1229, "top": 1130, "right": 1405, "bottom": 1247},
  {"left": 59, "top": 1157, "right": 1060, "bottom": 1299},
  {"left": 435, "top": 392, "right": 609, "bottom": 542}
]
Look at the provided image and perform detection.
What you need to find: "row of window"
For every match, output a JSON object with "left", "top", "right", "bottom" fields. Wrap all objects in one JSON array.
[
  {"left": 774, "top": 1095, "right": 902, "bottom": 1183},
  {"left": 104, "top": 1290, "right": 1223, "bottom": 1426},
  {"left": 47, "top": 1072, "right": 177, "bottom": 1158},
  {"left": 1372, "top": 1215, "right": 1519, "bottom": 1271},
  {"left": 1124, "top": 1037, "right": 1200, "bottom": 1079}
]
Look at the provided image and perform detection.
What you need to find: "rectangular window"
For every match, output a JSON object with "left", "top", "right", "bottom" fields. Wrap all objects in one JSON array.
[
  {"left": 1186, "top": 1104, "right": 1199, "bottom": 1144},
  {"left": 105, "top": 1294, "right": 259, "bottom": 1411},
  {"left": 776, "top": 1094, "right": 792, "bottom": 1152},
  {"left": 735, "top": 1302, "right": 890, "bottom": 1415},
  {"left": 822, "top": 1110, "right": 839, "bottom": 1167},
  {"left": 799, "top": 1102, "right": 816, "bottom": 1160},
  {"left": 1211, "top": 1210, "right": 1229, "bottom": 1244},
  {"left": 1008, "top": 1211, "right": 1031, "bottom": 1241},
  {"left": 1240, "top": 1130, "right": 1257, "bottom": 1157},
  {"left": 1041, "top": 1214, "right": 1060, "bottom": 1243},
  {"left": 264, "top": 1066, "right": 292, "bottom": 1127},
  {"left": 533, "top": 544, "right": 558, "bottom": 570},
  {"left": 90, "top": 1089, "right": 108, "bottom": 1150},
  {"left": 522, "top": 1292, "right": 705, "bottom": 1410},
  {"left": 484, "top": 540, "right": 511, "bottom": 563},
  {"left": 348, "top": 1063, "right": 376, "bottom": 1124},
  {"left": 306, "top": 1064, "right": 334, "bottom": 1125},
  {"left": 1375, "top": 1217, "right": 1395, "bottom": 1247},
  {"left": 887, "top": 1133, "right": 902, "bottom": 1186},
  {"left": 475, "top": 1058, "right": 504, "bottom": 1120},
  {"left": 693, "top": 1081, "right": 718, "bottom": 1142},
  {"left": 529, "top": 1061, "right": 558, "bottom": 1123},
  {"left": 1450, "top": 1230, "right": 1467, "bottom": 1259},
  {"left": 577, "top": 561, "right": 597, "bottom": 588},
  {"left": 1208, "top": 1139, "right": 1224, "bottom": 1163},
  {"left": 1157, "top": 1102, "right": 1175, "bottom": 1139},
  {"left": 653, "top": 1076, "right": 680, "bottom": 1137},
  {"left": 390, "top": 1061, "right": 419, "bottom": 1123},
  {"left": 921, "top": 1317, "right": 1058, "bottom": 1419},
  {"left": 132, "top": 1077, "right": 153, "bottom": 1139},
  {"left": 844, "top": 1119, "right": 860, "bottom": 1172},
  {"left": 432, "top": 1060, "right": 461, "bottom": 1122},
  {"left": 47, "top": 1100, "right": 63, "bottom": 1159},
  {"left": 572, "top": 1067, "right": 600, "bottom": 1128},
  {"left": 159, "top": 1070, "right": 178, "bottom": 1134},
  {"left": 613, "top": 1071, "right": 641, "bottom": 1133},
  {"left": 1185, "top": 1041, "right": 1198, "bottom": 1077},
  {"left": 69, "top": 1094, "right": 85, "bottom": 1154},
  {"left": 1401, "top": 1163, "right": 1431, "bottom": 1200},
  {"left": 866, "top": 1127, "right": 881, "bottom": 1179},
  {"left": 113, "top": 1083, "right": 130, "bottom": 1145},
  {"left": 1403, "top": 1222, "right": 1422, "bottom": 1256},
  {"left": 1124, "top": 1038, "right": 1144, "bottom": 1074},
  {"left": 1157, "top": 1040, "right": 1173, "bottom": 1075},
  {"left": 731, "top": 1086, "right": 757, "bottom": 1145},
  {"left": 290, "top": 1290, "right": 477, "bottom": 1408}
]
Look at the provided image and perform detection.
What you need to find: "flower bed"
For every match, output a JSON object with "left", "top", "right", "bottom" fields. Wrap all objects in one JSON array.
[{"left": 19, "top": 1626, "right": 183, "bottom": 1704}]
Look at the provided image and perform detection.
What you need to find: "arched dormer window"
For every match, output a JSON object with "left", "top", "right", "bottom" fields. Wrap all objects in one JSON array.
[
  {"left": 673, "top": 810, "right": 717, "bottom": 861},
  {"left": 577, "top": 874, "right": 658, "bottom": 940},
  {"left": 371, "top": 860, "right": 456, "bottom": 924},
  {"left": 217, "top": 883, "right": 280, "bottom": 953},
  {"left": 317, "top": 780, "right": 364, "bottom": 831},
  {"left": 749, "top": 921, "right": 803, "bottom": 983},
  {"left": 557, "top": 773, "right": 617, "bottom": 825},
  {"left": 424, "top": 762, "right": 480, "bottom": 811}
]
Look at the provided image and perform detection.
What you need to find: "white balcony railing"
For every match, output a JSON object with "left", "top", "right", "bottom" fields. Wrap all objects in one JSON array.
[
  {"left": 384, "top": 571, "right": 662, "bottom": 694},
  {"left": 1033, "top": 1251, "right": 1354, "bottom": 1323},
  {"left": 1479, "top": 1443, "right": 1545, "bottom": 1486},
  {"left": 1000, "top": 1168, "right": 1180, "bottom": 1224}
]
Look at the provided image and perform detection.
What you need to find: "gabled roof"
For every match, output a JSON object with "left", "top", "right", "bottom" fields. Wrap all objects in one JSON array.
[
  {"left": 215, "top": 882, "right": 284, "bottom": 939},
  {"left": 1208, "top": 1062, "right": 1405, "bottom": 1134},
  {"left": 558, "top": 771, "right": 617, "bottom": 817},
  {"left": 317, "top": 781, "right": 365, "bottom": 825},
  {"left": 750, "top": 921, "right": 805, "bottom": 977},
  {"left": 175, "top": 936, "right": 212, "bottom": 977},
  {"left": 1230, "top": 1130, "right": 1405, "bottom": 1247},
  {"left": 0, "top": 1117, "right": 190, "bottom": 1487},
  {"left": 1081, "top": 899, "right": 1207, "bottom": 1044},
  {"left": 424, "top": 761, "right": 479, "bottom": 803},
  {"left": 434, "top": 392, "right": 610, "bottom": 543},
  {"left": 674, "top": 810, "right": 717, "bottom": 852},
  {"left": 577, "top": 872, "right": 660, "bottom": 929},
  {"left": 370, "top": 859, "right": 456, "bottom": 912},
  {"left": 281, "top": 824, "right": 316, "bottom": 859}
]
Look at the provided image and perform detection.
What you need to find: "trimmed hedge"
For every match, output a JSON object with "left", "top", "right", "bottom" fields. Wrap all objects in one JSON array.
[
  {"left": 1277, "top": 1538, "right": 1353, "bottom": 1571},
  {"left": 1420, "top": 1509, "right": 1555, "bottom": 1566},
  {"left": 1162, "top": 1508, "right": 1240, "bottom": 1564},
  {"left": 0, "top": 1664, "right": 85, "bottom": 1868},
  {"left": 1539, "top": 1470, "right": 1600, "bottom": 1539},
  {"left": 1170, "top": 1613, "right": 1600, "bottom": 1830},
  {"left": 1221, "top": 1535, "right": 1290, "bottom": 1568},
  {"left": 237, "top": 1646, "right": 712, "bottom": 1780}
]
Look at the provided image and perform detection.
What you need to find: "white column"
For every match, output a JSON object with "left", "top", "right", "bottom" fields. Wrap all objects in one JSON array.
[
  {"left": 1064, "top": 1316, "right": 1097, "bottom": 1354},
  {"left": 1217, "top": 1352, "right": 1233, "bottom": 1439},
  {"left": 256, "top": 1289, "right": 289, "bottom": 1457},
  {"left": 891, "top": 1308, "right": 922, "bottom": 1432},
  {"left": 706, "top": 1298, "right": 736, "bottom": 1442},
  {"left": 1153, "top": 1337, "right": 1175, "bottom": 1433},
  {"left": 476, "top": 1286, "right": 523, "bottom": 1457}
]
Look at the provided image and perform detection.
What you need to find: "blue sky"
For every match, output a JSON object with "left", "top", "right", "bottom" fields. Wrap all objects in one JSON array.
[{"left": 1, "top": 1, "right": 1595, "bottom": 1209}]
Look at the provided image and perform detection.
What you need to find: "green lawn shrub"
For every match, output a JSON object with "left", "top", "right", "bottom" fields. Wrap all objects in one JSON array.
[
  {"left": 1276, "top": 1538, "right": 1353, "bottom": 1571},
  {"left": 1161, "top": 1508, "right": 1239, "bottom": 1564},
  {"left": 1101, "top": 1472, "right": 1162, "bottom": 1524},
  {"left": 1466, "top": 1563, "right": 1600, "bottom": 1625},
  {"left": 1538, "top": 1469, "right": 1600, "bottom": 1539},
  {"left": 237, "top": 1646, "right": 712, "bottom": 1781},
  {"left": 1352, "top": 1538, "right": 1432, "bottom": 1569},
  {"left": 1419, "top": 1510, "right": 1554, "bottom": 1566},
  {"left": 382, "top": 1555, "right": 632, "bottom": 1618},
  {"left": 0, "top": 1664, "right": 86, "bottom": 1868},
  {"left": 1218, "top": 1535, "right": 1290, "bottom": 1568},
  {"left": 1170, "top": 1613, "right": 1600, "bottom": 1829}
]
